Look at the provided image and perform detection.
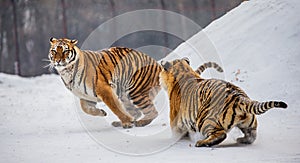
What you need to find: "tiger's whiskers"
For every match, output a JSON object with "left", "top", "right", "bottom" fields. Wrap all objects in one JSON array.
[
  {"left": 41, "top": 59, "right": 55, "bottom": 72},
  {"left": 42, "top": 58, "right": 51, "bottom": 62}
]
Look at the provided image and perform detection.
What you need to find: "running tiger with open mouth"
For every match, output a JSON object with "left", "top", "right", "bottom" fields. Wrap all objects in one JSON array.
[{"left": 160, "top": 58, "right": 287, "bottom": 147}]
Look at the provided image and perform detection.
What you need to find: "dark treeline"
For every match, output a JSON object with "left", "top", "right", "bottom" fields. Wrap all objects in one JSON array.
[{"left": 0, "top": 0, "right": 242, "bottom": 76}]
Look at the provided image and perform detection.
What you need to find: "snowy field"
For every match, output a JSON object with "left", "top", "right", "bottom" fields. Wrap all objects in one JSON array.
[{"left": 1, "top": 0, "right": 300, "bottom": 162}]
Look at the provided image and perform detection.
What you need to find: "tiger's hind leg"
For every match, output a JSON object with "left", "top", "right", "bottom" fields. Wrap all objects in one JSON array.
[
  {"left": 111, "top": 97, "right": 142, "bottom": 127},
  {"left": 96, "top": 85, "right": 134, "bottom": 128},
  {"left": 133, "top": 87, "right": 160, "bottom": 127},
  {"left": 80, "top": 99, "right": 107, "bottom": 116},
  {"left": 195, "top": 130, "right": 227, "bottom": 147},
  {"left": 127, "top": 107, "right": 142, "bottom": 120},
  {"left": 237, "top": 114, "right": 257, "bottom": 144},
  {"left": 122, "top": 97, "right": 143, "bottom": 120},
  {"left": 111, "top": 107, "right": 142, "bottom": 127},
  {"left": 134, "top": 102, "right": 158, "bottom": 127}
]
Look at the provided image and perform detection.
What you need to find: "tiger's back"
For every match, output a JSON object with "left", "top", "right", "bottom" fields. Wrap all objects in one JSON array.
[
  {"left": 78, "top": 47, "right": 161, "bottom": 99},
  {"left": 77, "top": 47, "right": 162, "bottom": 127}
]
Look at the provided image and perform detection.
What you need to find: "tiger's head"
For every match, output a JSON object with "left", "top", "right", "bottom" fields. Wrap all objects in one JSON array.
[
  {"left": 48, "top": 37, "right": 78, "bottom": 70},
  {"left": 160, "top": 57, "right": 199, "bottom": 91}
]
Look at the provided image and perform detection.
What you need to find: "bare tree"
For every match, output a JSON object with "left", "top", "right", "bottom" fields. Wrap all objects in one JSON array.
[
  {"left": 109, "top": 0, "right": 117, "bottom": 47},
  {"left": 11, "top": 0, "right": 20, "bottom": 75},
  {"left": 0, "top": 13, "right": 3, "bottom": 69},
  {"left": 160, "top": 0, "right": 169, "bottom": 57},
  {"left": 61, "top": 0, "right": 68, "bottom": 37},
  {"left": 211, "top": 0, "right": 216, "bottom": 20}
]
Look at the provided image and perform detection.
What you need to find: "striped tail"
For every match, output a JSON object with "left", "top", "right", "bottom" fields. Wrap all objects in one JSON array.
[
  {"left": 195, "top": 62, "right": 223, "bottom": 75},
  {"left": 241, "top": 98, "right": 287, "bottom": 115}
]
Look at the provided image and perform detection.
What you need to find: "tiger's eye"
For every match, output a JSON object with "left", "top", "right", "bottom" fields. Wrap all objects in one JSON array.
[
  {"left": 51, "top": 50, "right": 57, "bottom": 55},
  {"left": 63, "top": 50, "right": 70, "bottom": 54}
]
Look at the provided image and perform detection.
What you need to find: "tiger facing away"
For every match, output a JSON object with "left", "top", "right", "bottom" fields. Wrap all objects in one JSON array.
[
  {"left": 160, "top": 58, "right": 287, "bottom": 147},
  {"left": 48, "top": 38, "right": 224, "bottom": 129}
]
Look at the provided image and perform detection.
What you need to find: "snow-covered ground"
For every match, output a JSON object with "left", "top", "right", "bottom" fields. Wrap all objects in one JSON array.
[{"left": 1, "top": 0, "right": 300, "bottom": 162}]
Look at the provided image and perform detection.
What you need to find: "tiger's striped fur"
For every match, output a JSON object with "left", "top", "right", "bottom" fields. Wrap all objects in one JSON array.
[
  {"left": 48, "top": 38, "right": 224, "bottom": 129},
  {"left": 49, "top": 38, "right": 162, "bottom": 128},
  {"left": 160, "top": 58, "right": 287, "bottom": 147},
  {"left": 195, "top": 62, "right": 223, "bottom": 75}
]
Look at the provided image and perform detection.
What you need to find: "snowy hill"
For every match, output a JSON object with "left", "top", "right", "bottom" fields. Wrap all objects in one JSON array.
[{"left": 1, "top": 0, "right": 300, "bottom": 162}]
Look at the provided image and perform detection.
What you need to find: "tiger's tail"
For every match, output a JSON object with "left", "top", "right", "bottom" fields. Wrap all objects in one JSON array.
[
  {"left": 195, "top": 62, "right": 223, "bottom": 75},
  {"left": 240, "top": 97, "right": 287, "bottom": 115}
]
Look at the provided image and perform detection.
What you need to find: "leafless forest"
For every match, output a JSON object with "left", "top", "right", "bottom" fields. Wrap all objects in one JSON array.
[{"left": 0, "top": 0, "right": 242, "bottom": 76}]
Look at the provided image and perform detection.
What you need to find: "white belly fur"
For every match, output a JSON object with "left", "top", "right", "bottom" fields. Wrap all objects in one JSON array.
[{"left": 57, "top": 66, "right": 100, "bottom": 102}]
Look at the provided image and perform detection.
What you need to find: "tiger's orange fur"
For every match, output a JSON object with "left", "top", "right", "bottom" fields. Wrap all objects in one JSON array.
[
  {"left": 49, "top": 38, "right": 162, "bottom": 128},
  {"left": 160, "top": 58, "right": 287, "bottom": 147},
  {"left": 48, "top": 38, "right": 224, "bottom": 129}
]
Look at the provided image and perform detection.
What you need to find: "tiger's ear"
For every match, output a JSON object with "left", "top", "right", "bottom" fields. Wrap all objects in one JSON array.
[
  {"left": 49, "top": 37, "right": 57, "bottom": 44},
  {"left": 70, "top": 39, "right": 78, "bottom": 45},
  {"left": 161, "top": 61, "right": 172, "bottom": 71},
  {"left": 182, "top": 57, "right": 190, "bottom": 65}
]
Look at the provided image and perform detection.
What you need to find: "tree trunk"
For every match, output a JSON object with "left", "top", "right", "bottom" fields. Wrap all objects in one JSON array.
[
  {"left": 11, "top": 0, "right": 20, "bottom": 75},
  {"left": 160, "top": 0, "right": 168, "bottom": 57},
  {"left": 61, "top": 0, "right": 68, "bottom": 38},
  {"left": 211, "top": 0, "right": 216, "bottom": 20}
]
